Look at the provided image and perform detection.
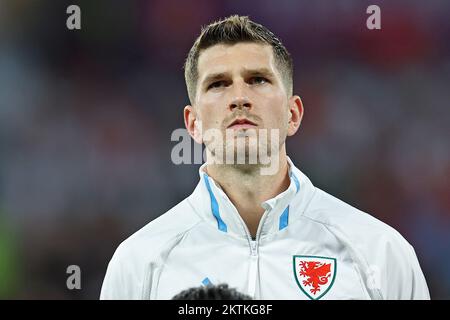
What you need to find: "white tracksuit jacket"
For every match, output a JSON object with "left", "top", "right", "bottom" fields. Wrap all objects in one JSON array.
[{"left": 100, "top": 157, "right": 430, "bottom": 300}]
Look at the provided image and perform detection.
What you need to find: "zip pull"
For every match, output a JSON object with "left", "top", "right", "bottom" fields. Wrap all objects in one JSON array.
[{"left": 250, "top": 240, "right": 258, "bottom": 256}]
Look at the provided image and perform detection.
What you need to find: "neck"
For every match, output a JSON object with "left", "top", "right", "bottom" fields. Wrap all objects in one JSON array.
[{"left": 204, "top": 150, "right": 290, "bottom": 238}]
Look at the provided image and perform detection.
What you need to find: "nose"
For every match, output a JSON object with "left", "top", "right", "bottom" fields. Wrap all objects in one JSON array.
[
  {"left": 229, "top": 96, "right": 252, "bottom": 111},
  {"left": 229, "top": 83, "right": 252, "bottom": 111}
]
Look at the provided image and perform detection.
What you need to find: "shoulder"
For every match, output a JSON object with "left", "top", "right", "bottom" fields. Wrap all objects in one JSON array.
[
  {"left": 303, "top": 187, "right": 408, "bottom": 247},
  {"left": 114, "top": 197, "right": 202, "bottom": 266},
  {"left": 100, "top": 198, "right": 203, "bottom": 299},
  {"left": 302, "top": 187, "right": 429, "bottom": 299},
  {"left": 126, "top": 198, "right": 201, "bottom": 250}
]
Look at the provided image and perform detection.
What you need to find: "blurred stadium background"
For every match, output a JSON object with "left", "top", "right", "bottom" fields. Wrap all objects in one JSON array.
[{"left": 0, "top": 0, "right": 449, "bottom": 299}]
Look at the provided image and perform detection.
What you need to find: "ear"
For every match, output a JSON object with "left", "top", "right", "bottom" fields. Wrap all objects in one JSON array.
[
  {"left": 287, "top": 95, "right": 304, "bottom": 136},
  {"left": 184, "top": 105, "right": 203, "bottom": 144}
]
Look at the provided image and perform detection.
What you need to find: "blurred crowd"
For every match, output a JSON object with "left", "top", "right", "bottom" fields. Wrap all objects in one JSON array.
[{"left": 0, "top": 0, "right": 449, "bottom": 299}]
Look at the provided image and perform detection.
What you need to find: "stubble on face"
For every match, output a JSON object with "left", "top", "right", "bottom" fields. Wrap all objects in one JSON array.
[{"left": 194, "top": 43, "right": 290, "bottom": 173}]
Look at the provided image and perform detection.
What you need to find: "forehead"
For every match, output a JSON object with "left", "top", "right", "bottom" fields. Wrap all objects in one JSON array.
[{"left": 197, "top": 42, "right": 277, "bottom": 80}]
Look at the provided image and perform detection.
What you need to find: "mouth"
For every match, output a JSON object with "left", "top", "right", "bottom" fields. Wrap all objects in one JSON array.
[{"left": 227, "top": 118, "right": 258, "bottom": 130}]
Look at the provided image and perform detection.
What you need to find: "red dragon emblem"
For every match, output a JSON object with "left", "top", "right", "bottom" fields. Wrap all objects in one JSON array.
[
  {"left": 298, "top": 261, "right": 331, "bottom": 294},
  {"left": 294, "top": 256, "right": 336, "bottom": 299}
]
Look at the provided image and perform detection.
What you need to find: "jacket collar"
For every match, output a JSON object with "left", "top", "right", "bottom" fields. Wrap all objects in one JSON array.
[{"left": 188, "top": 156, "right": 315, "bottom": 240}]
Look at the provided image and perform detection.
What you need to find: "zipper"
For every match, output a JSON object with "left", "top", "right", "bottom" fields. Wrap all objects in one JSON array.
[
  {"left": 247, "top": 240, "right": 258, "bottom": 297},
  {"left": 233, "top": 208, "right": 271, "bottom": 299},
  {"left": 221, "top": 192, "right": 272, "bottom": 298}
]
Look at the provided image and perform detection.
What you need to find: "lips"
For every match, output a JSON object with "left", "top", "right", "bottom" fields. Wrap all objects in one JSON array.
[{"left": 227, "top": 118, "right": 257, "bottom": 129}]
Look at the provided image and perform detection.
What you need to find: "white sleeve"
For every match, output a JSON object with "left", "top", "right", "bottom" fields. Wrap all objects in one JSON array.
[
  {"left": 100, "top": 245, "right": 145, "bottom": 300},
  {"left": 383, "top": 241, "right": 430, "bottom": 300}
]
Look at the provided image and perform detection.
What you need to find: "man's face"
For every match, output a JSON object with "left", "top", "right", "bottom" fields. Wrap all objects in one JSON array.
[{"left": 185, "top": 42, "right": 302, "bottom": 164}]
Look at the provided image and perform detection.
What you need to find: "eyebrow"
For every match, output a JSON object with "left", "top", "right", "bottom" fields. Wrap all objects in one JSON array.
[
  {"left": 202, "top": 72, "right": 229, "bottom": 87},
  {"left": 201, "top": 68, "right": 275, "bottom": 87},
  {"left": 243, "top": 67, "right": 274, "bottom": 77}
]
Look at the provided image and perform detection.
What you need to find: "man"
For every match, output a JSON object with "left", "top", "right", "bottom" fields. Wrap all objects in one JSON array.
[{"left": 100, "top": 15, "right": 430, "bottom": 300}]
